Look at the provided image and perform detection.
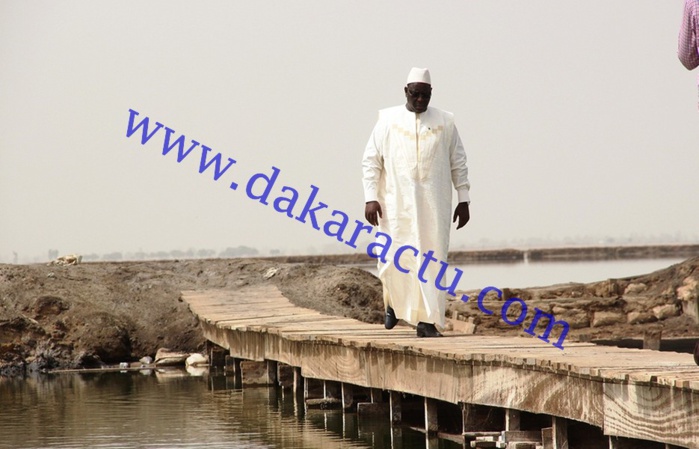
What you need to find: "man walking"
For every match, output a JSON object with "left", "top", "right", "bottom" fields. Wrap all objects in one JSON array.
[{"left": 362, "top": 67, "right": 471, "bottom": 338}]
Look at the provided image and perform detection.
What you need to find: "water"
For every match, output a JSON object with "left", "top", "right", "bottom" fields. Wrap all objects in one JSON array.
[
  {"left": 0, "top": 369, "right": 451, "bottom": 449},
  {"left": 360, "top": 257, "right": 688, "bottom": 290}
]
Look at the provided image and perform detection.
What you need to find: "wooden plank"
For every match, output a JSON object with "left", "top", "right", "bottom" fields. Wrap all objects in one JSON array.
[
  {"left": 194, "top": 308, "right": 300, "bottom": 319},
  {"left": 603, "top": 382, "right": 699, "bottom": 448},
  {"left": 195, "top": 295, "right": 285, "bottom": 304},
  {"left": 187, "top": 298, "right": 288, "bottom": 308},
  {"left": 468, "top": 364, "right": 604, "bottom": 427},
  {"left": 273, "top": 322, "right": 381, "bottom": 332},
  {"left": 182, "top": 286, "right": 699, "bottom": 447},
  {"left": 446, "top": 316, "right": 476, "bottom": 334},
  {"left": 274, "top": 327, "right": 387, "bottom": 336},
  {"left": 196, "top": 304, "right": 301, "bottom": 316},
  {"left": 213, "top": 313, "right": 327, "bottom": 326}
]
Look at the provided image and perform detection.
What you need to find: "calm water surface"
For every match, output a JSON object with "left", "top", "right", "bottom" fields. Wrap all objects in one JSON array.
[
  {"left": 360, "top": 257, "right": 688, "bottom": 290},
  {"left": 0, "top": 370, "right": 454, "bottom": 449}
]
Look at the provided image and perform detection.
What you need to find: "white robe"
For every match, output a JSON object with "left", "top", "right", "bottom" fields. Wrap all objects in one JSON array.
[{"left": 362, "top": 105, "right": 470, "bottom": 327}]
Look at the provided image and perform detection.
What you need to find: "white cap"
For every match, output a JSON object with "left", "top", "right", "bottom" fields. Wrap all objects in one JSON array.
[{"left": 406, "top": 67, "right": 431, "bottom": 85}]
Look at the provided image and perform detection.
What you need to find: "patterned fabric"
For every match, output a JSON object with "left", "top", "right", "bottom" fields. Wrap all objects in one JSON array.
[{"left": 679, "top": 0, "right": 699, "bottom": 71}]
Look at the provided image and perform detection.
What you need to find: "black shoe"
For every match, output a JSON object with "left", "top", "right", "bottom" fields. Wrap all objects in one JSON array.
[
  {"left": 416, "top": 322, "right": 443, "bottom": 338},
  {"left": 385, "top": 306, "right": 399, "bottom": 329}
]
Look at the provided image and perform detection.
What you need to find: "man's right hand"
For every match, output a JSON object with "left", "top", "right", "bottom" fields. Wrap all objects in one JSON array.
[{"left": 365, "top": 201, "right": 383, "bottom": 226}]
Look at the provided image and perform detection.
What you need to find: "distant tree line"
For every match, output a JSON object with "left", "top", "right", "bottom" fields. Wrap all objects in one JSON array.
[{"left": 50, "top": 245, "right": 271, "bottom": 262}]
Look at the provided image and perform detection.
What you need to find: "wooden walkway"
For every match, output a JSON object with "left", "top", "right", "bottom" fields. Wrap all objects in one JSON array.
[{"left": 182, "top": 286, "right": 699, "bottom": 449}]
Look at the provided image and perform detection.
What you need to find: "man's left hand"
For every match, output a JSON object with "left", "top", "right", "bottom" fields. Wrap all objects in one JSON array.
[{"left": 453, "top": 202, "right": 470, "bottom": 230}]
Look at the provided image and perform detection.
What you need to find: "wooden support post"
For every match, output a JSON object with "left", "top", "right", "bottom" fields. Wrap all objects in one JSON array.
[
  {"left": 293, "top": 367, "right": 303, "bottom": 396},
  {"left": 293, "top": 390, "right": 303, "bottom": 418},
  {"left": 426, "top": 432, "right": 439, "bottom": 449},
  {"left": 542, "top": 428, "right": 553, "bottom": 449},
  {"left": 267, "top": 360, "right": 278, "bottom": 385},
  {"left": 225, "top": 356, "right": 242, "bottom": 389},
  {"left": 301, "top": 377, "right": 325, "bottom": 401},
  {"left": 234, "top": 358, "right": 242, "bottom": 388},
  {"left": 267, "top": 384, "right": 279, "bottom": 407},
  {"left": 390, "top": 391, "right": 402, "bottom": 424},
  {"left": 391, "top": 426, "right": 403, "bottom": 449},
  {"left": 461, "top": 403, "right": 470, "bottom": 433},
  {"left": 241, "top": 360, "right": 274, "bottom": 386},
  {"left": 461, "top": 402, "right": 479, "bottom": 433},
  {"left": 224, "top": 355, "right": 235, "bottom": 372},
  {"left": 370, "top": 388, "right": 383, "bottom": 403},
  {"left": 425, "top": 397, "right": 439, "bottom": 434},
  {"left": 552, "top": 416, "right": 568, "bottom": 449},
  {"left": 505, "top": 408, "right": 521, "bottom": 431},
  {"left": 341, "top": 383, "right": 354, "bottom": 410},
  {"left": 343, "top": 412, "right": 357, "bottom": 440},
  {"left": 208, "top": 345, "right": 226, "bottom": 367},
  {"left": 277, "top": 363, "right": 294, "bottom": 389}
]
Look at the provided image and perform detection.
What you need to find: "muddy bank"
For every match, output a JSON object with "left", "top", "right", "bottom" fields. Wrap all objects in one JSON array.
[
  {"left": 1, "top": 257, "right": 698, "bottom": 376},
  {"left": 0, "top": 259, "right": 382, "bottom": 376}
]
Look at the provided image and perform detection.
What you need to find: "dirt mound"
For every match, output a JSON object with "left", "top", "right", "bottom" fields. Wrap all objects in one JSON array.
[
  {"left": 0, "top": 261, "right": 206, "bottom": 375},
  {"left": 273, "top": 264, "right": 384, "bottom": 324},
  {"left": 448, "top": 257, "right": 699, "bottom": 342},
  {"left": 0, "top": 259, "right": 384, "bottom": 376}
]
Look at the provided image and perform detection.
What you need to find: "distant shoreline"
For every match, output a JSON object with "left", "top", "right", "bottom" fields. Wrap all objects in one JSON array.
[{"left": 260, "top": 243, "right": 699, "bottom": 266}]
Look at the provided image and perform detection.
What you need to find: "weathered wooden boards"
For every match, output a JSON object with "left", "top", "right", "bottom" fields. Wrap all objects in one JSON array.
[{"left": 182, "top": 286, "right": 699, "bottom": 448}]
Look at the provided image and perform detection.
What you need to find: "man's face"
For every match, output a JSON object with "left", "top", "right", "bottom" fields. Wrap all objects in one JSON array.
[{"left": 404, "top": 82, "right": 432, "bottom": 113}]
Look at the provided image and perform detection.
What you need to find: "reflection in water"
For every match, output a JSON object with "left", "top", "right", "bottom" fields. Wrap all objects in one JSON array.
[{"left": 0, "top": 370, "right": 454, "bottom": 449}]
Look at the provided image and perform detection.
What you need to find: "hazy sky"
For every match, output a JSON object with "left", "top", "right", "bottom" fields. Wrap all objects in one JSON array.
[{"left": 1, "top": 1, "right": 697, "bottom": 263}]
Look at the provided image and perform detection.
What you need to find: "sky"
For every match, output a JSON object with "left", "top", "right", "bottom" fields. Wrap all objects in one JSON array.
[{"left": 1, "top": 1, "right": 698, "bottom": 263}]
